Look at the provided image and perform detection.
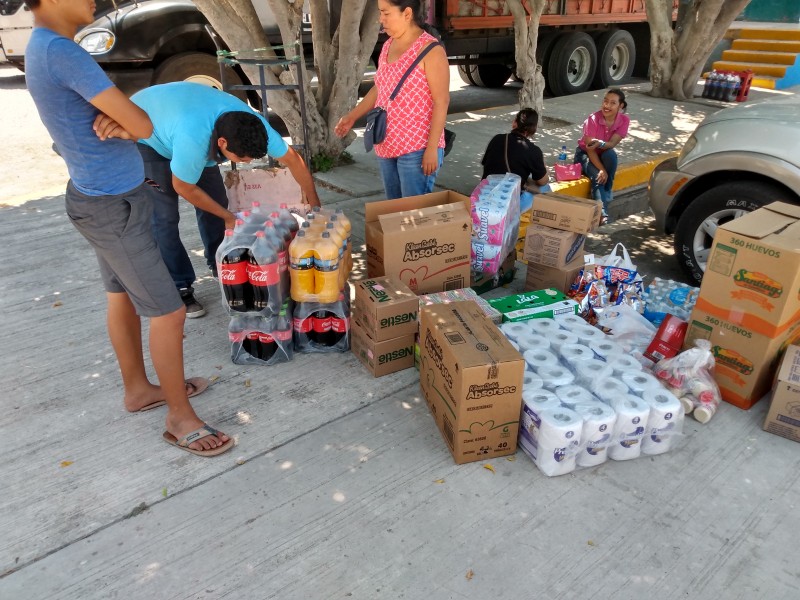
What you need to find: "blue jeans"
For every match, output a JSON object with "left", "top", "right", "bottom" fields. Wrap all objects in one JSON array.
[
  {"left": 138, "top": 144, "right": 227, "bottom": 291},
  {"left": 575, "top": 147, "right": 618, "bottom": 210},
  {"left": 376, "top": 148, "right": 444, "bottom": 199}
]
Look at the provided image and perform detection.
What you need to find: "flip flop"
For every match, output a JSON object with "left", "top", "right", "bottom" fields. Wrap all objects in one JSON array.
[
  {"left": 163, "top": 423, "right": 234, "bottom": 457},
  {"left": 137, "top": 377, "right": 211, "bottom": 412}
]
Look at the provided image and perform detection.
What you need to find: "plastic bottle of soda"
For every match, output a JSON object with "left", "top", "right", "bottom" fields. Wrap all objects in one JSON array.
[
  {"left": 329, "top": 214, "right": 352, "bottom": 275},
  {"left": 258, "top": 327, "right": 278, "bottom": 361},
  {"left": 278, "top": 203, "right": 300, "bottom": 239},
  {"left": 217, "top": 230, "right": 252, "bottom": 312},
  {"left": 244, "top": 328, "right": 261, "bottom": 360},
  {"left": 248, "top": 231, "right": 280, "bottom": 313},
  {"left": 289, "top": 229, "right": 316, "bottom": 302},
  {"left": 263, "top": 220, "right": 289, "bottom": 301},
  {"left": 274, "top": 303, "right": 293, "bottom": 360},
  {"left": 314, "top": 231, "right": 341, "bottom": 303},
  {"left": 329, "top": 291, "right": 350, "bottom": 347},
  {"left": 312, "top": 309, "right": 333, "bottom": 346},
  {"left": 292, "top": 302, "right": 313, "bottom": 348}
]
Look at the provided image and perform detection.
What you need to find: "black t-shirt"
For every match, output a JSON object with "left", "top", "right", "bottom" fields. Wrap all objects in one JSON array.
[{"left": 481, "top": 132, "right": 548, "bottom": 185}]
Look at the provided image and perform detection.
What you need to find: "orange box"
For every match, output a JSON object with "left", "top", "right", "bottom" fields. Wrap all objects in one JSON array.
[{"left": 684, "top": 308, "right": 800, "bottom": 409}]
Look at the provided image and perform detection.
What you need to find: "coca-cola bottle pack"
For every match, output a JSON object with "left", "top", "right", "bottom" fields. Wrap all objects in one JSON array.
[{"left": 292, "top": 283, "right": 351, "bottom": 353}]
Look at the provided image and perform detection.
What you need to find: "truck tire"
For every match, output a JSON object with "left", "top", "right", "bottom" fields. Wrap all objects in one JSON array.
[
  {"left": 152, "top": 52, "right": 247, "bottom": 102},
  {"left": 536, "top": 32, "right": 559, "bottom": 93},
  {"left": 592, "top": 29, "right": 635, "bottom": 89},
  {"left": 546, "top": 32, "right": 597, "bottom": 97},
  {"left": 673, "top": 181, "right": 785, "bottom": 282},
  {"left": 457, "top": 56, "right": 480, "bottom": 86},
  {"left": 470, "top": 64, "right": 512, "bottom": 88}
]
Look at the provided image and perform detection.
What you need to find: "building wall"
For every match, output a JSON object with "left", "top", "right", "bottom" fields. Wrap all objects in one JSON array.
[{"left": 737, "top": 0, "right": 800, "bottom": 24}]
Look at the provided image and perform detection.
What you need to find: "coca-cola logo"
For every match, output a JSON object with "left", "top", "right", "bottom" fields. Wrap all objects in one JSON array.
[
  {"left": 221, "top": 267, "right": 246, "bottom": 283},
  {"left": 249, "top": 266, "right": 278, "bottom": 285}
]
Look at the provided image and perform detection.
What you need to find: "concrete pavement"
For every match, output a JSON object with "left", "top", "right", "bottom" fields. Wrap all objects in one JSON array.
[{"left": 2, "top": 82, "right": 799, "bottom": 598}]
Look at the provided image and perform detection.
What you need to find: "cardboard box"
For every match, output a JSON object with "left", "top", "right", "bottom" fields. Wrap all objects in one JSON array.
[
  {"left": 524, "top": 254, "right": 585, "bottom": 295},
  {"left": 470, "top": 249, "right": 517, "bottom": 295},
  {"left": 763, "top": 345, "right": 800, "bottom": 444},
  {"left": 488, "top": 288, "right": 579, "bottom": 322},
  {"left": 351, "top": 319, "right": 415, "bottom": 377},
  {"left": 684, "top": 307, "right": 800, "bottom": 409},
  {"left": 694, "top": 202, "right": 800, "bottom": 337},
  {"left": 419, "top": 301, "right": 524, "bottom": 464},
  {"left": 418, "top": 287, "right": 503, "bottom": 325},
  {"left": 354, "top": 276, "right": 419, "bottom": 342},
  {"left": 365, "top": 191, "right": 472, "bottom": 295},
  {"left": 523, "top": 224, "right": 586, "bottom": 267},
  {"left": 528, "top": 192, "right": 602, "bottom": 234}
]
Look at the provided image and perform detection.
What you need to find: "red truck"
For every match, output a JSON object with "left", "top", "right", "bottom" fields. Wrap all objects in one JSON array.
[{"left": 1, "top": 0, "right": 673, "bottom": 97}]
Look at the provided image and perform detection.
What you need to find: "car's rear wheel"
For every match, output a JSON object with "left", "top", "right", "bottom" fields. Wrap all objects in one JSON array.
[{"left": 673, "top": 181, "right": 787, "bottom": 282}]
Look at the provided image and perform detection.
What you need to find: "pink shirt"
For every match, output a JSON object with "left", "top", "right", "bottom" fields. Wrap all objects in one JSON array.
[
  {"left": 578, "top": 110, "right": 630, "bottom": 151},
  {"left": 373, "top": 32, "right": 445, "bottom": 158}
]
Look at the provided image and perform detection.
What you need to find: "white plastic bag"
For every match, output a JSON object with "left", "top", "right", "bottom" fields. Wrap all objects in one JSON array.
[{"left": 597, "top": 243, "right": 637, "bottom": 271}]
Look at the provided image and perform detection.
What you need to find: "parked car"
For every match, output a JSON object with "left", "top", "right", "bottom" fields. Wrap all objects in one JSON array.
[{"left": 648, "top": 94, "right": 800, "bottom": 282}]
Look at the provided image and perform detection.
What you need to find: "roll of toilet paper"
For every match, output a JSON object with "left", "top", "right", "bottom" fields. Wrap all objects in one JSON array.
[
  {"left": 555, "top": 384, "right": 596, "bottom": 408},
  {"left": 516, "top": 332, "right": 551, "bottom": 352},
  {"left": 555, "top": 314, "right": 589, "bottom": 331},
  {"left": 641, "top": 389, "right": 684, "bottom": 455},
  {"left": 523, "top": 349, "right": 560, "bottom": 371},
  {"left": 608, "top": 395, "right": 650, "bottom": 461},
  {"left": 522, "top": 388, "right": 561, "bottom": 413},
  {"left": 573, "top": 402, "right": 617, "bottom": 467},
  {"left": 573, "top": 359, "right": 613, "bottom": 387},
  {"left": 548, "top": 330, "right": 579, "bottom": 351},
  {"left": 527, "top": 318, "right": 561, "bottom": 336},
  {"left": 536, "top": 364, "right": 575, "bottom": 390},
  {"left": 605, "top": 353, "right": 643, "bottom": 376},
  {"left": 590, "top": 376, "right": 630, "bottom": 404},
  {"left": 522, "top": 370, "right": 544, "bottom": 390},
  {"left": 621, "top": 370, "right": 664, "bottom": 397},
  {"left": 535, "top": 407, "right": 583, "bottom": 477},
  {"left": 572, "top": 324, "right": 607, "bottom": 342},
  {"left": 500, "top": 321, "right": 530, "bottom": 342},
  {"left": 559, "top": 343, "right": 595, "bottom": 364},
  {"left": 589, "top": 338, "right": 624, "bottom": 360}
]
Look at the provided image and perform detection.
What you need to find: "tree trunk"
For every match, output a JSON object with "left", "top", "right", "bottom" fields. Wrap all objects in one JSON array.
[
  {"left": 507, "top": 0, "right": 546, "bottom": 113},
  {"left": 194, "top": 0, "right": 380, "bottom": 161},
  {"left": 645, "top": 0, "right": 752, "bottom": 100}
]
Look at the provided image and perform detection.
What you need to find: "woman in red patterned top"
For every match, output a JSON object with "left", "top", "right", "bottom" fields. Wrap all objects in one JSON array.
[{"left": 334, "top": 0, "right": 450, "bottom": 199}]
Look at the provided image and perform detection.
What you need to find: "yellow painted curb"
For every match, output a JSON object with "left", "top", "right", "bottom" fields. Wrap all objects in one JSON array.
[{"left": 548, "top": 153, "right": 677, "bottom": 199}]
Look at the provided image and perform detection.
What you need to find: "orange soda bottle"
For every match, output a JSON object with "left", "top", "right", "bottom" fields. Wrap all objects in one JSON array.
[
  {"left": 314, "top": 231, "right": 341, "bottom": 303},
  {"left": 324, "top": 222, "right": 347, "bottom": 289},
  {"left": 288, "top": 229, "right": 316, "bottom": 302}
]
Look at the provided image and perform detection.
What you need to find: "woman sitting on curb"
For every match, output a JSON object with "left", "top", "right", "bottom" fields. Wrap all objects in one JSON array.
[
  {"left": 574, "top": 88, "right": 630, "bottom": 223},
  {"left": 480, "top": 107, "right": 551, "bottom": 213}
]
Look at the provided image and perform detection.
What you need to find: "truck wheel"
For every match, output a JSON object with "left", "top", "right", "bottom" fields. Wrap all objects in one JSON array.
[
  {"left": 535, "top": 32, "right": 558, "bottom": 93},
  {"left": 470, "top": 64, "right": 512, "bottom": 88},
  {"left": 592, "top": 30, "right": 635, "bottom": 89},
  {"left": 457, "top": 60, "right": 479, "bottom": 86},
  {"left": 673, "top": 181, "right": 785, "bottom": 282},
  {"left": 152, "top": 52, "right": 247, "bottom": 102},
  {"left": 547, "top": 32, "right": 597, "bottom": 96}
]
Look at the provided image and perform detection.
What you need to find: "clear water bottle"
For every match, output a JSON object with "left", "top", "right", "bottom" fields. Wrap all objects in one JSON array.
[{"left": 558, "top": 145, "right": 568, "bottom": 166}]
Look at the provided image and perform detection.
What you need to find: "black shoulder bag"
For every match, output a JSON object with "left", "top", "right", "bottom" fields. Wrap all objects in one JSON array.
[{"left": 364, "top": 41, "right": 455, "bottom": 156}]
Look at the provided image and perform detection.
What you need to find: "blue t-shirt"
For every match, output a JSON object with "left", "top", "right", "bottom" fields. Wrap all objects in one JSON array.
[
  {"left": 132, "top": 82, "right": 289, "bottom": 184},
  {"left": 25, "top": 28, "right": 144, "bottom": 196}
]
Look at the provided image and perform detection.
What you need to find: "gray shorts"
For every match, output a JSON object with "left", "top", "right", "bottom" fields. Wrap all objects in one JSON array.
[{"left": 65, "top": 181, "right": 183, "bottom": 317}]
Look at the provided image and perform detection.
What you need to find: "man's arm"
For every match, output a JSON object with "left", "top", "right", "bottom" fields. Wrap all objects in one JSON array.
[
  {"left": 90, "top": 87, "right": 153, "bottom": 141},
  {"left": 275, "top": 146, "right": 321, "bottom": 208},
  {"left": 172, "top": 176, "right": 236, "bottom": 230}
]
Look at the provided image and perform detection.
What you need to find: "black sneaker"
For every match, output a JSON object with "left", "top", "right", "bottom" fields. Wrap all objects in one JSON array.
[{"left": 180, "top": 290, "right": 206, "bottom": 318}]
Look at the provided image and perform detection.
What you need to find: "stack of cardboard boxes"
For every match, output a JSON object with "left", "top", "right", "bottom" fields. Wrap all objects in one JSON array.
[
  {"left": 418, "top": 301, "right": 525, "bottom": 464},
  {"left": 684, "top": 202, "right": 800, "bottom": 409},
  {"left": 521, "top": 193, "right": 601, "bottom": 294},
  {"left": 351, "top": 277, "right": 419, "bottom": 377}
]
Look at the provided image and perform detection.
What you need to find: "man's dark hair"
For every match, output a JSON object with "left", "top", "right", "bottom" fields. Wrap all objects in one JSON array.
[
  {"left": 212, "top": 111, "right": 268, "bottom": 160},
  {"left": 512, "top": 108, "right": 539, "bottom": 137},
  {"left": 23, "top": 1, "right": 42, "bottom": 9}
]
